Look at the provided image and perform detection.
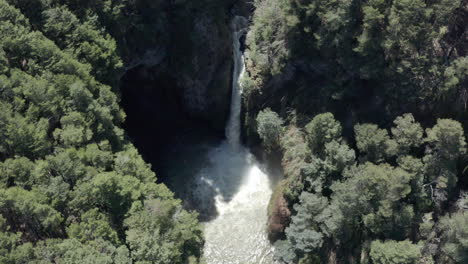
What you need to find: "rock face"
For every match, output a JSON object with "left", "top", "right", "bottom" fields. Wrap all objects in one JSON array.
[
  {"left": 267, "top": 190, "right": 291, "bottom": 241},
  {"left": 121, "top": 16, "right": 233, "bottom": 133},
  {"left": 119, "top": 1, "right": 255, "bottom": 170},
  {"left": 178, "top": 15, "right": 233, "bottom": 131},
  {"left": 120, "top": 0, "right": 254, "bottom": 134}
]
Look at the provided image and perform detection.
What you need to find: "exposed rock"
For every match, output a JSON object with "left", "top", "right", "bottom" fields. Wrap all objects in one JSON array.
[
  {"left": 267, "top": 186, "right": 291, "bottom": 242},
  {"left": 177, "top": 15, "right": 233, "bottom": 131},
  {"left": 122, "top": 48, "right": 167, "bottom": 75},
  {"left": 121, "top": 15, "right": 233, "bottom": 133},
  {"left": 118, "top": 1, "right": 260, "bottom": 134},
  {"left": 119, "top": 1, "right": 255, "bottom": 174}
]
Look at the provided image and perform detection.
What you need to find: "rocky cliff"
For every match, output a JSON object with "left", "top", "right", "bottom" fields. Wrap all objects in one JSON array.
[
  {"left": 119, "top": 0, "right": 253, "bottom": 167},
  {"left": 121, "top": 7, "right": 233, "bottom": 132}
]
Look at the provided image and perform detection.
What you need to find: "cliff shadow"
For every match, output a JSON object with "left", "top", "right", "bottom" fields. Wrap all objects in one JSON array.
[{"left": 120, "top": 65, "right": 247, "bottom": 221}]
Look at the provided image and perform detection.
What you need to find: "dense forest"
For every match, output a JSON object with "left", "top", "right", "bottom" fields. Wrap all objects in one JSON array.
[
  {"left": 0, "top": 0, "right": 467, "bottom": 264},
  {"left": 245, "top": 0, "right": 468, "bottom": 263},
  {"left": 0, "top": 0, "right": 222, "bottom": 263}
]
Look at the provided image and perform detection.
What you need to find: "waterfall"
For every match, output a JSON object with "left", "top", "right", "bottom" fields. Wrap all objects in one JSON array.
[
  {"left": 195, "top": 16, "right": 276, "bottom": 264},
  {"left": 156, "top": 15, "right": 278, "bottom": 263},
  {"left": 226, "top": 16, "right": 247, "bottom": 148}
]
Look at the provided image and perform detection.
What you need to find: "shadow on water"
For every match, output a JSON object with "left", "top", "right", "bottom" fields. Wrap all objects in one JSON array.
[
  {"left": 157, "top": 132, "right": 259, "bottom": 221},
  {"left": 119, "top": 65, "right": 272, "bottom": 222},
  {"left": 120, "top": 17, "right": 282, "bottom": 239},
  {"left": 119, "top": 65, "right": 247, "bottom": 221},
  {"left": 121, "top": 15, "right": 279, "bottom": 263}
]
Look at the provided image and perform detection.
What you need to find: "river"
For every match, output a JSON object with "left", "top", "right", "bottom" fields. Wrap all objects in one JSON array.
[
  {"left": 200, "top": 16, "right": 276, "bottom": 264},
  {"left": 161, "top": 16, "right": 277, "bottom": 264}
]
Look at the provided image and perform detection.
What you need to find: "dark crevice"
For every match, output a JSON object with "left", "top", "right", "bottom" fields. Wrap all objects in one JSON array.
[{"left": 120, "top": 65, "right": 224, "bottom": 183}]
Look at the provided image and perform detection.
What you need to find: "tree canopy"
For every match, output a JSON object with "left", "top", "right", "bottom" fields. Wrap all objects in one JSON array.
[
  {"left": 0, "top": 1, "right": 204, "bottom": 263},
  {"left": 259, "top": 112, "right": 467, "bottom": 263}
]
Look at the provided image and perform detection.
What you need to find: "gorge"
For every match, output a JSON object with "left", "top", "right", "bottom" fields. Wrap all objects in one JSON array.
[
  {"left": 0, "top": 1, "right": 466, "bottom": 263},
  {"left": 196, "top": 16, "right": 276, "bottom": 263},
  {"left": 153, "top": 16, "right": 278, "bottom": 264},
  {"left": 121, "top": 11, "right": 279, "bottom": 264}
]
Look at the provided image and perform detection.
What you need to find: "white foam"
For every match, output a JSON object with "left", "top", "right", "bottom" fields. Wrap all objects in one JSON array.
[{"left": 197, "top": 16, "right": 276, "bottom": 264}]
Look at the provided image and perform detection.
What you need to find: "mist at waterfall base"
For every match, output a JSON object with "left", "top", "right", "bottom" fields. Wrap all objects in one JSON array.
[{"left": 159, "top": 17, "right": 278, "bottom": 264}]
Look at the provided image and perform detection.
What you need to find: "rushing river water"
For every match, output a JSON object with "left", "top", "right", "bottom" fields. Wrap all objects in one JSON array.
[
  {"left": 199, "top": 17, "right": 276, "bottom": 264},
  {"left": 161, "top": 16, "right": 277, "bottom": 264}
]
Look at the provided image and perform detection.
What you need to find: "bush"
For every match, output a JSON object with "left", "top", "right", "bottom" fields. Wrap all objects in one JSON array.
[{"left": 256, "top": 108, "right": 284, "bottom": 151}]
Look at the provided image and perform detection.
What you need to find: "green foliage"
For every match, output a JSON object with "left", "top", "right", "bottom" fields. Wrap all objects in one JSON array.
[
  {"left": 0, "top": 157, "right": 34, "bottom": 188},
  {"left": 246, "top": 0, "right": 468, "bottom": 130},
  {"left": 70, "top": 171, "right": 143, "bottom": 223},
  {"left": 256, "top": 108, "right": 284, "bottom": 151},
  {"left": 426, "top": 119, "right": 466, "bottom": 161},
  {"left": 268, "top": 109, "right": 466, "bottom": 263},
  {"left": 305, "top": 113, "right": 342, "bottom": 155},
  {"left": 369, "top": 240, "right": 421, "bottom": 264},
  {"left": 354, "top": 123, "right": 397, "bottom": 163},
  {"left": 53, "top": 111, "right": 93, "bottom": 147},
  {"left": 279, "top": 126, "right": 311, "bottom": 200},
  {"left": 113, "top": 145, "right": 157, "bottom": 183},
  {"left": 324, "top": 140, "right": 355, "bottom": 172},
  {"left": 424, "top": 119, "right": 466, "bottom": 207},
  {"left": 437, "top": 211, "right": 468, "bottom": 263},
  {"left": 0, "top": 1, "right": 203, "bottom": 262},
  {"left": 0, "top": 187, "right": 63, "bottom": 240},
  {"left": 247, "top": 0, "right": 295, "bottom": 77},
  {"left": 125, "top": 198, "right": 203, "bottom": 264},
  {"left": 67, "top": 208, "right": 120, "bottom": 245},
  {"left": 0, "top": 102, "right": 50, "bottom": 158},
  {"left": 444, "top": 57, "right": 468, "bottom": 96},
  {"left": 419, "top": 213, "right": 435, "bottom": 240},
  {"left": 0, "top": 215, "right": 23, "bottom": 264},
  {"left": 333, "top": 163, "right": 416, "bottom": 239},
  {"left": 248, "top": 0, "right": 467, "bottom": 262},
  {"left": 1, "top": 0, "right": 466, "bottom": 263},
  {"left": 42, "top": 6, "right": 123, "bottom": 84},
  {"left": 276, "top": 192, "right": 340, "bottom": 263},
  {"left": 26, "top": 238, "right": 131, "bottom": 264},
  {"left": 391, "top": 113, "right": 424, "bottom": 154}
]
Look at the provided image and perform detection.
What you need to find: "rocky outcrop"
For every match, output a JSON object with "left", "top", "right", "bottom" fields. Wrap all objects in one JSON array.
[
  {"left": 120, "top": 0, "right": 254, "bottom": 134},
  {"left": 119, "top": 0, "right": 255, "bottom": 172},
  {"left": 121, "top": 17, "right": 233, "bottom": 133},
  {"left": 267, "top": 188, "right": 291, "bottom": 241},
  {"left": 177, "top": 15, "right": 233, "bottom": 131}
]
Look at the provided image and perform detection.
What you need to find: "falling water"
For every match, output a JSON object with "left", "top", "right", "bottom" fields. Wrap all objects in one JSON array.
[
  {"left": 226, "top": 16, "right": 247, "bottom": 148},
  {"left": 193, "top": 16, "right": 276, "bottom": 264}
]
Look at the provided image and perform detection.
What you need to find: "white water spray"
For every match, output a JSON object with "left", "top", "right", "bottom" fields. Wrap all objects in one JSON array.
[
  {"left": 195, "top": 16, "right": 276, "bottom": 264},
  {"left": 226, "top": 16, "right": 247, "bottom": 148}
]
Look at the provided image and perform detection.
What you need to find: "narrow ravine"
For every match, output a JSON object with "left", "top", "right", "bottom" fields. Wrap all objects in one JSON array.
[
  {"left": 154, "top": 16, "right": 278, "bottom": 264},
  {"left": 195, "top": 16, "right": 276, "bottom": 263}
]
